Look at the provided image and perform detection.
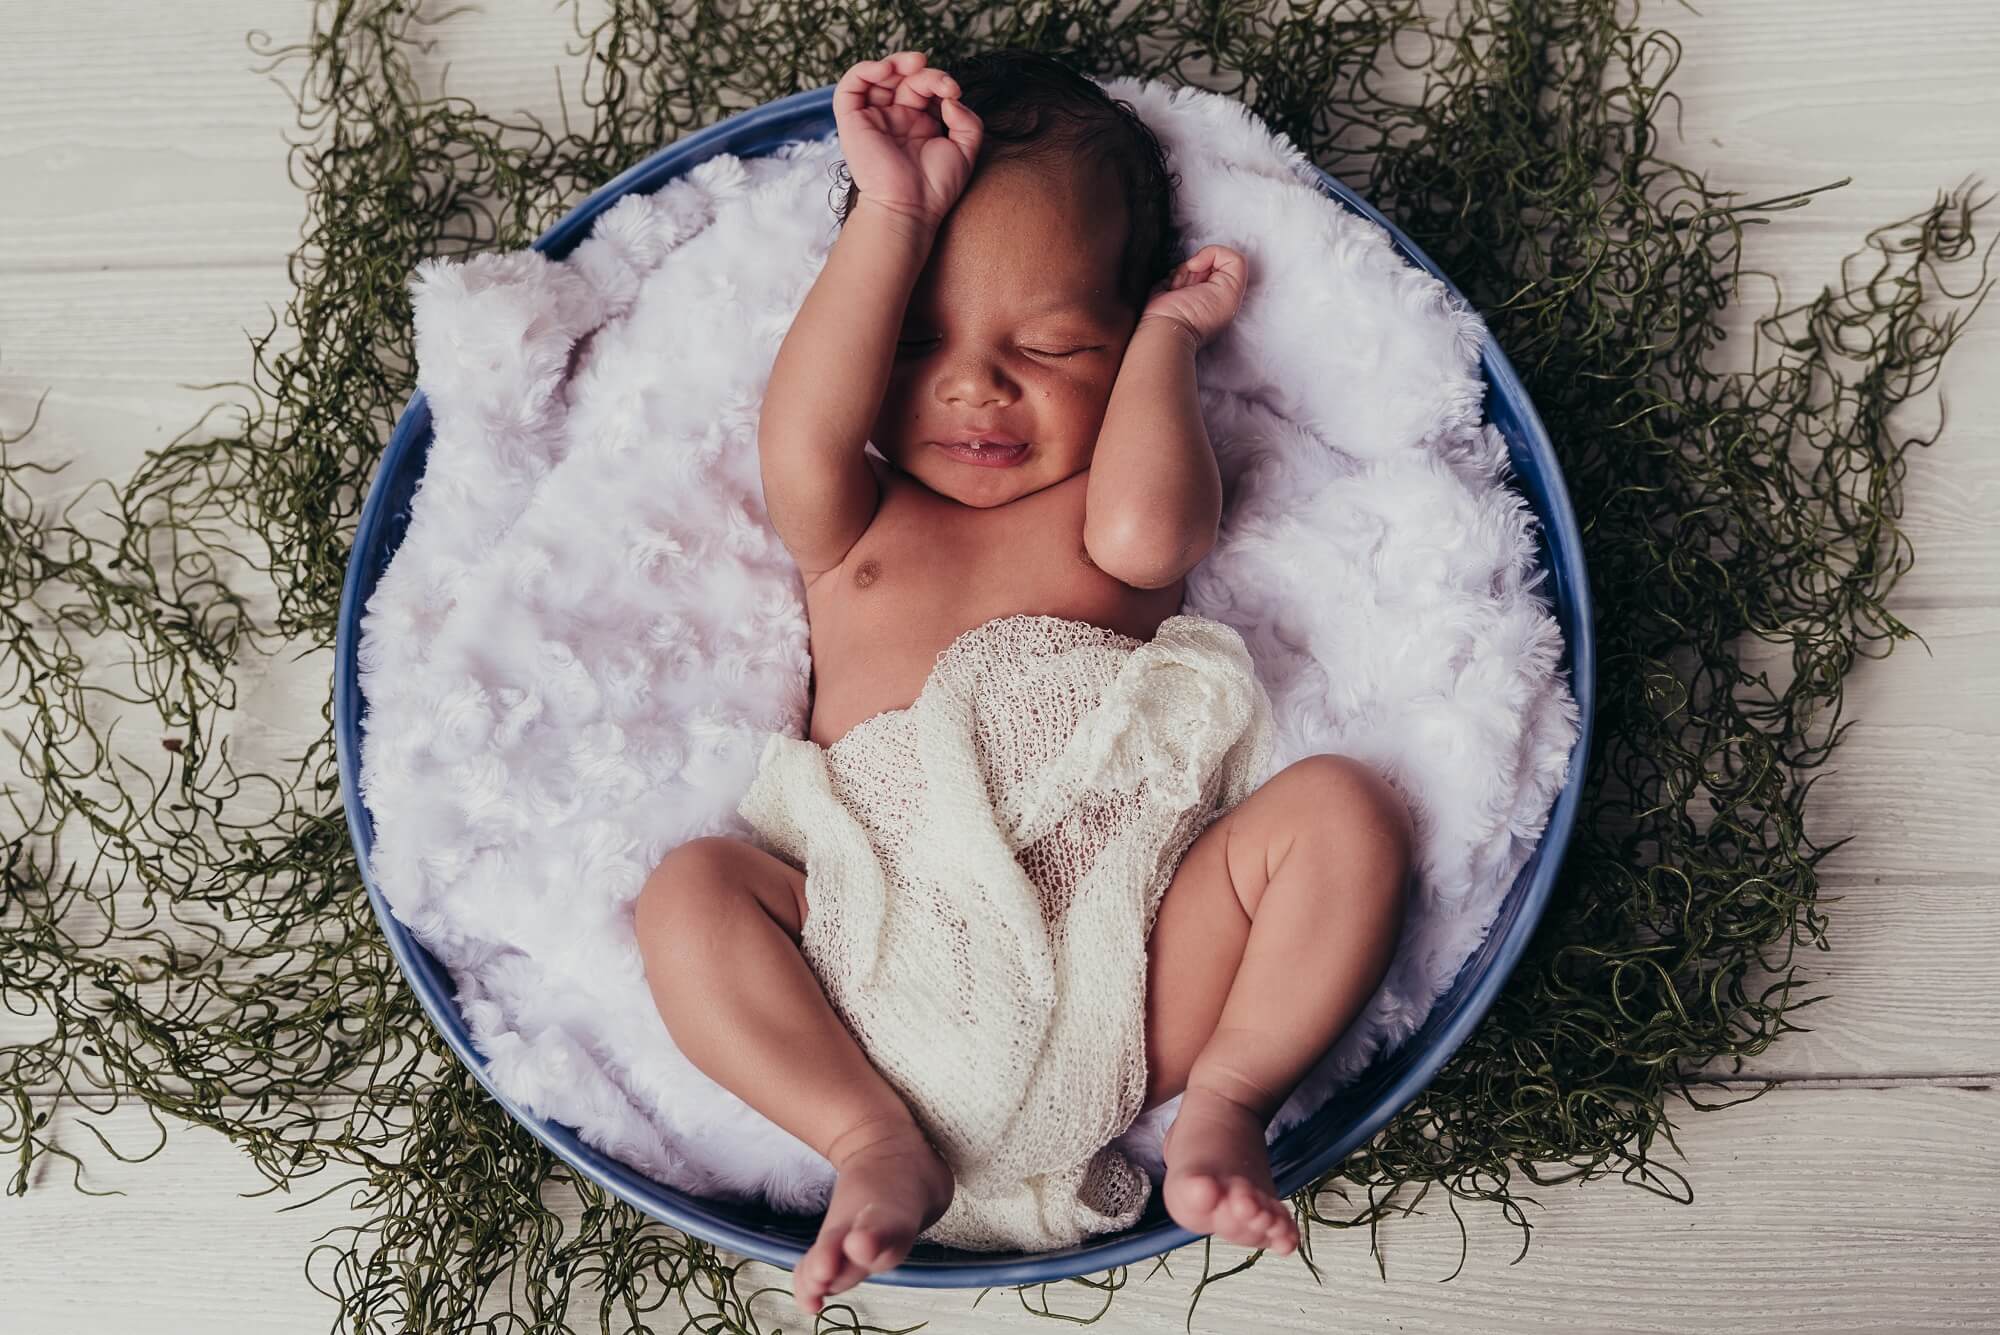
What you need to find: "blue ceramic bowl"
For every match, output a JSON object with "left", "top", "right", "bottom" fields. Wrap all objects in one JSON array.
[{"left": 333, "top": 85, "right": 1595, "bottom": 1290}]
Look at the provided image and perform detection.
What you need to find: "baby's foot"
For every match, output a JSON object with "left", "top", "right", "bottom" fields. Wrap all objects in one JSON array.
[
  {"left": 1161, "top": 1086, "right": 1299, "bottom": 1255},
  {"left": 794, "top": 1116, "right": 955, "bottom": 1316}
]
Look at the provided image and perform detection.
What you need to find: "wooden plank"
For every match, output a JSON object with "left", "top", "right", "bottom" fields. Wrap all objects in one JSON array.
[
  {"left": 0, "top": 0, "right": 584, "bottom": 273},
  {"left": 1667, "top": 2, "right": 2000, "bottom": 198},
  {"left": 1749, "top": 607, "right": 2000, "bottom": 894},
  {"left": 1702, "top": 610, "right": 1999, "bottom": 1079},
  {"left": 1750, "top": 588, "right": 1998, "bottom": 1085},
  {"left": 3, "top": 1087, "right": 1995, "bottom": 1333}
]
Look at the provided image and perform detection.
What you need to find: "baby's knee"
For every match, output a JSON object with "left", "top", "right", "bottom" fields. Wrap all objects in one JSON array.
[
  {"left": 636, "top": 835, "right": 809, "bottom": 944},
  {"left": 635, "top": 836, "right": 743, "bottom": 933},
  {"left": 1273, "top": 754, "right": 1415, "bottom": 882}
]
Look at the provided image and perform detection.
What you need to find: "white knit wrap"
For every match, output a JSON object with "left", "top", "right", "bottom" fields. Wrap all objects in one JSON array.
[{"left": 735, "top": 612, "right": 1276, "bottom": 1250}]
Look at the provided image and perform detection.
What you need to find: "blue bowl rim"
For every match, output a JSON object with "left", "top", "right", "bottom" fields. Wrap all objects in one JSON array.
[{"left": 332, "top": 82, "right": 1596, "bottom": 1290}]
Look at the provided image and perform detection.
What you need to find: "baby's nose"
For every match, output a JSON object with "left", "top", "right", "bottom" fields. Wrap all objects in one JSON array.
[{"left": 936, "top": 358, "right": 1015, "bottom": 408}]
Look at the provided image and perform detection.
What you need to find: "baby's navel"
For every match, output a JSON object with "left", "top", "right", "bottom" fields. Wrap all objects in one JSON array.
[{"left": 853, "top": 557, "right": 881, "bottom": 589}]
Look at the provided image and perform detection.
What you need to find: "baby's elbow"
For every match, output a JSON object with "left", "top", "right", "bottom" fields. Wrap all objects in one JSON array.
[{"left": 1086, "top": 518, "right": 1215, "bottom": 590}]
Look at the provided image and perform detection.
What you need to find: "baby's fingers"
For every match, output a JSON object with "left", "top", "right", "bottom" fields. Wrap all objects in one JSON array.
[
  {"left": 833, "top": 61, "right": 885, "bottom": 116},
  {"left": 835, "top": 51, "right": 928, "bottom": 113},
  {"left": 894, "top": 66, "right": 959, "bottom": 110},
  {"left": 1193, "top": 244, "right": 1248, "bottom": 285},
  {"left": 937, "top": 95, "right": 983, "bottom": 157},
  {"left": 1167, "top": 248, "right": 1247, "bottom": 298}
]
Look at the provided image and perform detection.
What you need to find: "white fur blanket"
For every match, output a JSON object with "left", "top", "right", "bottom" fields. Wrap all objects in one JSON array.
[{"left": 355, "top": 79, "right": 1580, "bottom": 1225}]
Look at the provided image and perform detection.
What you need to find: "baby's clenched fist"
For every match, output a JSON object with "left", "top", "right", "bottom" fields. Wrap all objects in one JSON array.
[
  {"left": 1139, "top": 245, "right": 1249, "bottom": 349},
  {"left": 834, "top": 51, "right": 984, "bottom": 232}
]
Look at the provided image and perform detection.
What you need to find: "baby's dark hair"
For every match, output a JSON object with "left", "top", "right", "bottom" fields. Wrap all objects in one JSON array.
[{"left": 832, "top": 47, "right": 1183, "bottom": 311}]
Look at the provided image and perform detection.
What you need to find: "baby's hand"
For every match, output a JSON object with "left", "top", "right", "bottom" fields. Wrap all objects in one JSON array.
[
  {"left": 834, "top": 51, "right": 983, "bottom": 232},
  {"left": 1139, "top": 245, "right": 1249, "bottom": 349}
]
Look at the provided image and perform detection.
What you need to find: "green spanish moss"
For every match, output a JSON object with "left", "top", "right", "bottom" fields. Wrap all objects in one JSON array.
[{"left": 2, "top": 0, "right": 1990, "bottom": 1329}]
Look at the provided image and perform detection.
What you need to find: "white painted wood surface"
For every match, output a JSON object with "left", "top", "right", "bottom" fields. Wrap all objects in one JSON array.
[{"left": 3, "top": 3, "right": 1996, "bottom": 1331}]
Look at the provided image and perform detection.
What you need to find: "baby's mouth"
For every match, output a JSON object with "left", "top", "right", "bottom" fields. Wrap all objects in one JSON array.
[
  {"left": 938, "top": 426, "right": 1026, "bottom": 446},
  {"left": 933, "top": 436, "right": 1030, "bottom": 468}
]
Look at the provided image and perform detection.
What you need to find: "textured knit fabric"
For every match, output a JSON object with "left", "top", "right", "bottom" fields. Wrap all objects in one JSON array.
[{"left": 735, "top": 612, "right": 1275, "bottom": 1251}]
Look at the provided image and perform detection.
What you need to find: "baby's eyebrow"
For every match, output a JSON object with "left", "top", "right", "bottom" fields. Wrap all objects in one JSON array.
[
  {"left": 901, "top": 294, "right": 1123, "bottom": 333},
  {"left": 1030, "top": 291, "right": 1117, "bottom": 316},
  {"left": 1026, "top": 300, "right": 1123, "bottom": 332}
]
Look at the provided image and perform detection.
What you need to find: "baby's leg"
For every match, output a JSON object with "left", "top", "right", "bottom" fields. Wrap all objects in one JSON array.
[
  {"left": 633, "top": 836, "right": 953, "bottom": 1315},
  {"left": 1142, "top": 755, "right": 1414, "bottom": 1252}
]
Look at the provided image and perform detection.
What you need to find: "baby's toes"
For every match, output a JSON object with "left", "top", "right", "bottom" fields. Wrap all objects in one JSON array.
[
  {"left": 796, "top": 1241, "right": 830, "bottom": 1292},
  {"left": 792, "top": 1255, "right": 828, "bottom": 1312},
  {"left": 1234, "top": 1181, "right": 1277, "bottom": 1231},
  {"left": 1231, "top": 1184, "right": 1292, "bottom": 1248},
  {"left": 797, "top": 1235, "right": 865, "bottom": 1311},
  {"left": 1162, "top": 1167, "right": 1223, "bottom": 1224},
  {"left": 843, "top": 1204, "right": 915, "bottom": 1272},
  {"left": 1204, "top": 1181, "right": 1253, "bottom": 1242},
  {"left": 1262, "top": 1211, "right": 1299, "bottom": 1254}
]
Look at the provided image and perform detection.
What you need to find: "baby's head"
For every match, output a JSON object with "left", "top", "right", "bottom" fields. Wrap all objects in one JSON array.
[{"left": 835, "top": 48, "right": 1183, "bottom": 507}]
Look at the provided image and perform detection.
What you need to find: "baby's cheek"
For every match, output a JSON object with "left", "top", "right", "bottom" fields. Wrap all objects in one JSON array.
[{"left": 1060, "top": 375, "right": 1117, "bottom": 425}]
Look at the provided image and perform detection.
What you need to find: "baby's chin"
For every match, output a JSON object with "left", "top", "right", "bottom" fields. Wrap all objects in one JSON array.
[{"left": 892, "top": 446, "right": 1088, "bottom": 507}]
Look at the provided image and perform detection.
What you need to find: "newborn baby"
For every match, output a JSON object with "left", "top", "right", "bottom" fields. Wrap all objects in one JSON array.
[{"left": 633, "top": 47, "right": 1414, "bottom": 1316}]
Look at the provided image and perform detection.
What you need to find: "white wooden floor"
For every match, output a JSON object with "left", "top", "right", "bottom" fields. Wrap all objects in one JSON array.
[{"left": 4, "top": 4, "right": 1996, "bottom": 1331}]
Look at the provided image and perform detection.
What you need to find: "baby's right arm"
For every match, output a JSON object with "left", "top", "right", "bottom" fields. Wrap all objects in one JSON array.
[
  {"left": 758, "top": 195, "right": 935, "bottom": 578},
  {"left": 758, "top": 52, "right": 982, "bottom": 578}
]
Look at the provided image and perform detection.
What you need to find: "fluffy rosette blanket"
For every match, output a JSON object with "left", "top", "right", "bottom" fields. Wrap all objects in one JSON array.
[{"left": 354, "top": 79, "right": 1580, "bottom": 1220}]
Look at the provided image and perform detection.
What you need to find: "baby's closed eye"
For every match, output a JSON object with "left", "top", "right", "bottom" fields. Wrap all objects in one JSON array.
[{"left": 892, "top": 335, "right": 1099, "bottom": 360}]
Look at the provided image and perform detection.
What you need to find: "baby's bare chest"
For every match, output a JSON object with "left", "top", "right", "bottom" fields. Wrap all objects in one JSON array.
[{"left": 802, "top": 473, "right": 1183, "bottom": 747}]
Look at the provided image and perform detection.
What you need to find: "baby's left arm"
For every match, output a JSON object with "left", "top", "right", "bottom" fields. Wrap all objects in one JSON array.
[{"left": 1083, "top": 245, "right": 1247, "bottom": 590}]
